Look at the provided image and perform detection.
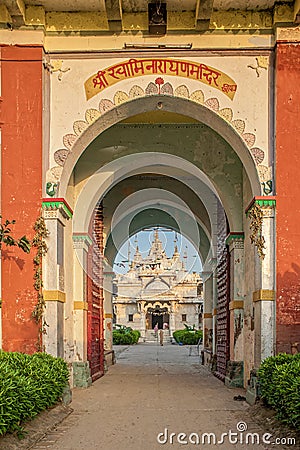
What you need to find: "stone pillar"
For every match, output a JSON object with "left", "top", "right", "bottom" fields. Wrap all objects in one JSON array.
[
  {"left": 43, "top": 199, "right": 73, "bottom": 357},
  {"left": 140, "top": 304, "right": 146, "bottom": 341},
  {"left": 170, "top": 302, "right": 176, "bottom": 337},
  {"left": 246, "top": 198, "right": 276, "bottom": 367},
  {"left": 202, "top": 273, "right": 213, "bottom": 351},
  {"left": 223, "top": 232, "right": 245, "bottom": 387},
  {"left": 212, "top": 272, "right": 218, "bottom": 355},
  {"left": 72, "top": 234, "right": 91, "bottom": 362},
  {"left": 103, "top": 269, "right": 114, "bottom": 353},
  {"left": 227, "top": 234, "right": 245, "bottom": 350},
  {"left": 254, "top": 201, "right": 276, "bottom": 365}
]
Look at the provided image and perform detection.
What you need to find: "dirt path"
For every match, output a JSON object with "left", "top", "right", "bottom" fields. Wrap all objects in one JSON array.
[{"left": 11, "top": 344, "right": 298, "bottom": 450}]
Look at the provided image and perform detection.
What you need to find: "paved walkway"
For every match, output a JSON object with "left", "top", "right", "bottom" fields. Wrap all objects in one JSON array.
[{"left": 31, "top": 344, "right": 288, "bottom": 450}]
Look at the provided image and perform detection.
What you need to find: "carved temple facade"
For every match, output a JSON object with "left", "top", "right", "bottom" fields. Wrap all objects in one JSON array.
[{"left": 113, "top": 231, "right": 203, "bottom": 339}]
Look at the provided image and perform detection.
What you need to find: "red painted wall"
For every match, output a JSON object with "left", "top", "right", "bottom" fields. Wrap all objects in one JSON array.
[
  {"left": 1, "top": 46, "right": 43, "bottom": 353},
  {"left": 276, "top": 43, "right": 300, "bottom": 353}
]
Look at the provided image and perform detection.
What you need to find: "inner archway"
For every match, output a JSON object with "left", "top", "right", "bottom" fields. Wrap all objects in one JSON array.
[{"left": 112, "top": 227, "right": 203, "bottom": 341}]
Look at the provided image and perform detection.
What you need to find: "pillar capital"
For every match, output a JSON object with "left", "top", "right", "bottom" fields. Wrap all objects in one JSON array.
[
  {"left": 226, "top": 232, "right": 244, "bottom": 251},
  {"left": 72, "top": 233, "right": 92, "bottom": 250},
  {"left": 42, "top": 198, "right": 73, "bottom": 224},
  {"left": 245, "top": 196, "right": 276, "bottom": 215},
  {"left": 201, "top": 258, "right": 217, "bottom": 278}
]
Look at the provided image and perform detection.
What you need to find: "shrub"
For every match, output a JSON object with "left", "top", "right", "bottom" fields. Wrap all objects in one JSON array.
[
  {"left": 0, "top": 351, "right": 69, "bottom": 436},
  {"left": 259, "top": 353, "right": 300, "bottom": 428},
  {"left": 173, "top": 329, "right": 203, "bottom": 345},
  {"left": 112, "top": 327, "right": 141, "bottom": 345},
  {"left": 113, "top": 331, "right": 133, "bottom": 345},
  {"left": 131, "top": 330, "right": 141, "bottom": 344}
]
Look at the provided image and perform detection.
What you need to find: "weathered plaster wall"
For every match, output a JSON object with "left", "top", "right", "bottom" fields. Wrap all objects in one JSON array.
[
  {"left": 1, "top": 46, "right": 43, "bottom": 352},
  {"left": 276, "top": 41, "right": 300, "bottom": 353}
]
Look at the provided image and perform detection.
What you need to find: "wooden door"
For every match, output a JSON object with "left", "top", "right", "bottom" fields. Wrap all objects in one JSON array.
[
  {"left": 87, "top": 203, "right": 104, "bottom": 381},
  {"left": 215, "top": 204, "right": 230, "bottom": 381}
]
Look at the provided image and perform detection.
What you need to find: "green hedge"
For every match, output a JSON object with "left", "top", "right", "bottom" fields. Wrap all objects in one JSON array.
[
  {"left": 259, "top": 353, "right": 300, "bottom": 429},
  {"left": 113, "top": 326, "right": 141, "bottom": 345},
  {"left": 173, "top": 329, "right": 203, "bottom": 345},
  {"left": 0, "top": 351, "right": 69, "bottom": 436}
]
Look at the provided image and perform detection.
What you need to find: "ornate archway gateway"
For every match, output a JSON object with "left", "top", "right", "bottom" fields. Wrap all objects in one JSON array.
[
  {"left": 1, "top": 3, "right": 299, "bottom": 402},
  {"left": 40, "top": 59, "right": 276, "bottom": 389},
  {"left": 0, "top": 41, "right": 284, "bottom": 392}
]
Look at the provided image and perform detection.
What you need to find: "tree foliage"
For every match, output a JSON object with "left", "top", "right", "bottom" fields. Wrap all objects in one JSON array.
[{"left": 0, "top": 216, "right": 30, "bottom": 253}]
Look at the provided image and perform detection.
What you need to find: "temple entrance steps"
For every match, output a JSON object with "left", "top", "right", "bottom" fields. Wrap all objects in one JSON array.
[{"left": 144, "top": 329, "right": 172, "bottom": 343}]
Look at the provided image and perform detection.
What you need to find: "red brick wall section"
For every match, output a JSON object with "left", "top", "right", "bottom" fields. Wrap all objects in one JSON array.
[
  {"left": 276, "top": 43, "right": 300, "bottom": 353},
  {"left": 1, "top": 46, "right": 43, "bottom": 353}
]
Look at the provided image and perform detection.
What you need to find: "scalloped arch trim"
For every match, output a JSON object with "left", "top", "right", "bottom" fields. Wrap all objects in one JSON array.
[{"left": 48, "top": 82, "right": 270, "bottom": 187}]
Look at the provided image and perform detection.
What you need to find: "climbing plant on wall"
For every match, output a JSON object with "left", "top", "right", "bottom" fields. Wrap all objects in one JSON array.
[
  {"left": 248, "top": 203, "right": 266, "bottom": 260},
  {"left": 0, "top": 216, "right": 31, "bottom": 253},
  {"left": 0, "top": 216, "right": 31, "bottom": 309},
  {"left": 32, "top": 214, "right": 49, "bottom": 350}
]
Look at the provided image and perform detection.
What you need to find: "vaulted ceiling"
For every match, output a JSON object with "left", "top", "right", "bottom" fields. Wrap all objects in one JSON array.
[{"left": 1, "top": 0, "right": 299, "bottom": 32}]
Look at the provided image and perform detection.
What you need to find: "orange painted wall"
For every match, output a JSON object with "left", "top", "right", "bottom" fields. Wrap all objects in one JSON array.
[
  {"left": 276, "top": 43, "right": 300, "bottom": 353},
  {"left": 1, "top": 46, "right": 43, "bottom": 353}
]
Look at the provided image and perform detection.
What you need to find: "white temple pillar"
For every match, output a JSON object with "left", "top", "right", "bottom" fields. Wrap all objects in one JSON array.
[
  {"left": 103, "top": 269, "right": 114, "bottom": 352},
  {"left": 202, "top": 273, "right": 213, "bottom": 350},
  {"left": 226, "top": 233, "right": 245, "bottom": 362},
  {"left": 42, "top": 200, "right": 72, "bottom": 358},
  {"left": 225, "top": 233, "right": 245, "bottom": 387},
  {"left": 72, "top": 234, "right": 91, "bottom": 361},
  {"left": 252, "top": 201, "right": 276, "bottom": 366},
  {"left": 140, "top": 303, "right": 146, "bottom": 341},
  {"left": 170, "top": 301, "right": 176, "bottom": 337},
  {"left": 212, "top": 271, "right": 218, "bottom": 355}
]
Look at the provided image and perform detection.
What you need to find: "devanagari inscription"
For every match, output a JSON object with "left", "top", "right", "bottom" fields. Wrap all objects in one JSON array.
[{"left": 85, "top": 58, "right": 237, "bottom": 101}]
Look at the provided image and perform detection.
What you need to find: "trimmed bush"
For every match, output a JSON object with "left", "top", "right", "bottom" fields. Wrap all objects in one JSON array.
[
  {"left": 173, "top": 329, "right": 203, "bottom": 345},
  {"left": 113, "top": 326, "right": 140, "bottom": 345},
  {"left": 0, "top": 351, "right": 69, "bottom": 436},
  {"left": 131, "top": 330, "right": 141, "bottom": 344},
  {"left": 259, "top": 353, "right": 300, "bottom": 429}
]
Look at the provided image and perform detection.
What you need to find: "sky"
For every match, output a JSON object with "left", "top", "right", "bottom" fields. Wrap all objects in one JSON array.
[{"left": 113, "top": 227, "right": 202, "bottom": 274}]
